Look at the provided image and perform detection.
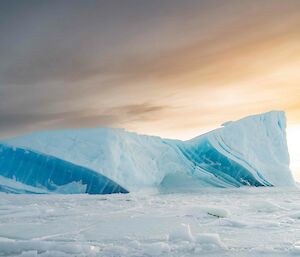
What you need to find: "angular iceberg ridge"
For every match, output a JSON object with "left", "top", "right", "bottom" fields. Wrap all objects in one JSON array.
[
  {"left": 1, "top": 111, "right": 294, "bottom": 194},
  {"left": 207, "top": 111, "right": 293, "bottom": 186}
]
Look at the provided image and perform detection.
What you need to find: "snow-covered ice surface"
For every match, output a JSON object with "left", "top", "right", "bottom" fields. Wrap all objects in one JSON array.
[{"left": 1, "top": 187, "right": 300, "bottom": 257}]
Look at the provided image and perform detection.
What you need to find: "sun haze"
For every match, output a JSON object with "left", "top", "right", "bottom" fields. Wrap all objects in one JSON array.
[{"left": 0, "top": 0, "right": 299, "bottom": 179}]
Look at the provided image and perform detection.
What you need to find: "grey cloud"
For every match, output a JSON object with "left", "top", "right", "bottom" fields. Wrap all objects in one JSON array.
[
  {"left": 1, "top": 0, "right": 299, "bottom": 88},
  {"left": 0, "top": 0, "right": 210, "bottom": 85},
  {"left": 0, "top": 0, "right": 300, "bottom": 139},
  {"left": 110, "top": 103, "right": 171, "bottom": 123},
  {"left": 0, "top": 110, "right": 119, "bottom": 139},
  {"left": 0, "top": 103, "right": 171, "bottom": 138}
]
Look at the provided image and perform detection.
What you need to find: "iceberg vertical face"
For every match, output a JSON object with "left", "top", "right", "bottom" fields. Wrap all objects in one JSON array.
[
  {"left": 1, "top": 111, "right": 294, "bottom": 194},
  {"left": 206, "top": 111, "right": 293, "bottom": 186},
  {"left": 174, "top": 137, "right": 271, "bottom": 187},
  {"left": 0, "top": 144, "right": 128, "bottom": 194},
  {"left": 2, "top": 128, "right": 191, "bottom": 191}
]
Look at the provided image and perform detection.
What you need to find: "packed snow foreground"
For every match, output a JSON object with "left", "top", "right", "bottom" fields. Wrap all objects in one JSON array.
[
  {"left": 0, "top": 111, "right": 295, "bottom": 194},
  {"left": 1, "top": 187, "right": 300, "bottom": 257}
]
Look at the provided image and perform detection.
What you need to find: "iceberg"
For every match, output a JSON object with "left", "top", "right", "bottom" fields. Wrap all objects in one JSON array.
[
  {"left": 0, "top": 111, "right": 294, "bottom": 194},
  {"left": 0, "top": 144, "right": 128, "bottom": 194}
]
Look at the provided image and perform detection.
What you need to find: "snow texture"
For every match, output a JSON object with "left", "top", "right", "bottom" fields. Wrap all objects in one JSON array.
[
  {"left": 0, "top": 187, "right": 300, "bottom": 256},
  {"left": 0, "top": 111, "right": 295, "bottom": 194}
]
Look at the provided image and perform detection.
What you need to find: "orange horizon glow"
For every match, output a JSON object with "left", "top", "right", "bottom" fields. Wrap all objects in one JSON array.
[{"left": 0, "top": 1, "right": 300, "bottom": 179}]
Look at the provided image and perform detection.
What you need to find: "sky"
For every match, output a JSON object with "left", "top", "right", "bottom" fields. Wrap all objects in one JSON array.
[{"left": 0, "top": 0, "right": 300, "bottom": 179}]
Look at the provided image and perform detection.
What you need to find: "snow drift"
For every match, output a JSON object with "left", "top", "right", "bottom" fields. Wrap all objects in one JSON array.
[{"left": 0, "top": 111, "right": 294, "bottom": 194}]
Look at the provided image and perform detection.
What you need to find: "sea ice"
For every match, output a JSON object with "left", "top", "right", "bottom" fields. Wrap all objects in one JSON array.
[{"left": 0, "top": 187, "right": 299, "bottom": 256}]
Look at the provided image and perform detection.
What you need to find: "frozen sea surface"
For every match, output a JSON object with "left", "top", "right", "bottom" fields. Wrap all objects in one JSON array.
[{"left": 1, "top": 187, "right": 300, "bottom": 257}]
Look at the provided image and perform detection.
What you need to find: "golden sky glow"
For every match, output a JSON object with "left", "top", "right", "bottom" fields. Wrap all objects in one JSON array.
[{"left": 0, "top": 1, "right": 300, "bottom": 179}]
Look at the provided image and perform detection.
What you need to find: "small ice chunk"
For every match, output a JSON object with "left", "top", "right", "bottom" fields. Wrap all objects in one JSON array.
[
  {"left": 292, "top": 241, "right": 300, "bottom": 253},
  {"left": 169, "top": 223, "right": 194, "bottom": 242},
  {"left": 88, "top": 245, "right": 100, "bottom": 254},
  {"left": 206, "top": 207, "right": 230, "bottom": 218},
  {"left": 195, "top": 233, "right": 227, "bottom": 251}
]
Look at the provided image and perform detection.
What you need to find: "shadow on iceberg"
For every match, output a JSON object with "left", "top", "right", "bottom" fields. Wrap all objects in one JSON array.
[{"left": 0, "top": 144, "right": 128, "bottom": 194}]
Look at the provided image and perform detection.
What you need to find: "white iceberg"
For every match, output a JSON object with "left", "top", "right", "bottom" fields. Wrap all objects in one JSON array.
[{"left": 0, "top": 111, "right": 294, "bottom": 193}]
